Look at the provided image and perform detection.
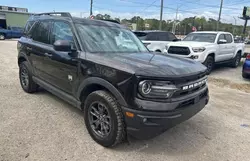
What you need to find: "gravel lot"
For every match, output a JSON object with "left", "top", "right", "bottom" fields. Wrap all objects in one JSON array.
[{"left": 0, "top": 40, "right": 250, "bottom": 161}]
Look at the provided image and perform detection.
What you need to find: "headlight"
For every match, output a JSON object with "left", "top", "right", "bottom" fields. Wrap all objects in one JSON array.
[
  {"left": 138, "top": 80, "right": 177, "bottom": 98},
  {"left": 192, "top": 47, "right": 206, "bottom": 52}
]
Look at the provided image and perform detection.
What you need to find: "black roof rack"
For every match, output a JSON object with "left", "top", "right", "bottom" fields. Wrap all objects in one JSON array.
[{"left": 31, "top": 12, "right": 73, "bottom": 20}]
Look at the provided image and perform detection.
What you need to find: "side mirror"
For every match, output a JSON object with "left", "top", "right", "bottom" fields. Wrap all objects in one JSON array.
[
  {"left": 218, "top": 39, "right": 227, "bottom": 44},
  {"left": 53, "top": 40, "right": 72, "bottom": 52}
]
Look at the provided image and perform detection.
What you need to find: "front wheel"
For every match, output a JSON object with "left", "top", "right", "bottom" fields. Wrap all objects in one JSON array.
[
  {"left": 0, "top": 33, "right": 5, "bottom": 40},
  {"left": 203, "top": 56, "right": 214, "bottom": 75},
  {"left": 84, "top": 90, "right": 126, "bottom": 147}
]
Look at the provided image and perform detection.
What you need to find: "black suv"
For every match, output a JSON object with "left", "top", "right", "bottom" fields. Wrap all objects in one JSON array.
[{"left": 18, "top": 12, "right": 209, "bottom": 147}]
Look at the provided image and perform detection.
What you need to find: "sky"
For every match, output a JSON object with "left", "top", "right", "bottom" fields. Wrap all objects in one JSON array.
[{"left": 1, "top": 0, "right": 250, "bottom": 25}]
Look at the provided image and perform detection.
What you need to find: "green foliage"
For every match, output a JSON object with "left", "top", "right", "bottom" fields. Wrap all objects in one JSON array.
[{"left": 93, "top": 14, "right": 249, "bottom": 35}]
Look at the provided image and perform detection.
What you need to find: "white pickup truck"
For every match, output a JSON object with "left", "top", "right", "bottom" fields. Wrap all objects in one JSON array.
[{"left": 165, "top": 31, "right": 245, "bottom": 74}]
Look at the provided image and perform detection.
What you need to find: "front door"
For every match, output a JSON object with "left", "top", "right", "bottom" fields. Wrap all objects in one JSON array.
[{"left": 43, "top": 20, "right": 78, "bottom": 94}]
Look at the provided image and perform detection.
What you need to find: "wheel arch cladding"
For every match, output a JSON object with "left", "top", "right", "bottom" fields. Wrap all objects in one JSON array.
[
  {"left": 18, "top": 56, "right": 27, "bottom": 66},
  {"left": 77, "top": 77, "right": 128, "bottom": 108},
  {"left": 208, "top": 53, "right": 215, "bottom": 58}
]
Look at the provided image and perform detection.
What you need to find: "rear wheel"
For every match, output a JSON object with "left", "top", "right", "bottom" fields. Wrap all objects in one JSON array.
[
  {"left": 231, "top": 53, "right": 241, "bottom": 68},
  {"left": 19, "top": 61, "right": 38, "bottom": 93},
  {"left": 84, "top": 90, "right": 126, "bottom": 147},
  {"left": 0, "top": 33, "right": 5, "bottom": 40},
  {"left": 203, "top": 56, "right": 214, "bottom": 74}
]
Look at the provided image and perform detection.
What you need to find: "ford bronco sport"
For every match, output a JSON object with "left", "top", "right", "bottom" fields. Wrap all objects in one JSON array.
[{"left": 18, "top": 12, "right": 209, "bottom": 147}]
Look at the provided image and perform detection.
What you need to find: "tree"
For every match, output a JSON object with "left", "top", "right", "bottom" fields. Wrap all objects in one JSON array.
[
  {"left": 93, "top": 13, "right": 250, "bottom": 35},
  {"left": 114, "top": 18, "right": 120, "bottom": 23}
]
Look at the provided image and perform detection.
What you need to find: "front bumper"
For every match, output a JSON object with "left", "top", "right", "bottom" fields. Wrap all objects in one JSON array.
[{"left": 122, "top": 88, "right": 209, "bottom": 139}]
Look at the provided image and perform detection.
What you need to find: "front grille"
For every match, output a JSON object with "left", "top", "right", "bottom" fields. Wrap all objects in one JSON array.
[
  {"left": 172, "top": 76, "right": 207, "bottom": 98},
  {"left": 168, "top": 46, "right": 190, "bottom": 55},
  {"left": 173, "top": 83, "right": 206, "bottom": 98}
]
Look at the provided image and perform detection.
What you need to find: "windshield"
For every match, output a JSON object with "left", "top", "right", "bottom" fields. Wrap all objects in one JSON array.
[
  {"left": 183, "top": 33, "right": 217, "bottom": 43},
  {"left": 76, "top": 24, "right": 148, "bottom": 53}
]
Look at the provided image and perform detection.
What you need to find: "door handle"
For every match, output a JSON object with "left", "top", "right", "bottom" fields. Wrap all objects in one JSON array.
[{"left": 44, "top": 53, "right": 52, "bottom": 57}]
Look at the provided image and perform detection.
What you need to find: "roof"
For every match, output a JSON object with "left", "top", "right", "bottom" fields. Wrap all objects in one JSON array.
[
  {"left": 28, "top": 13, "right": 125, "bottom": 28},
  {"left": 192, "top": 31, "right": 232, "bottom": 34},
  {"left": 134, "top": 30, "right": 173, "bottom": 33}
]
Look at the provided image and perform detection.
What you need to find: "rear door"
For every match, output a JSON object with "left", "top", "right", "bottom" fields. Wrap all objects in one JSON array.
[
  {"left": 27, "top": 20, "right": 53, "bottom": 82},
  {"left": 217, "top": 34, "right": 228, "bottom": 62},
  {"left": 225, "top": 34, "right": 235, "bottom": 59}
]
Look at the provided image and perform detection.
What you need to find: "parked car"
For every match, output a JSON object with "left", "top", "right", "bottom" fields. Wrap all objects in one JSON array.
[
  {"left": 18, "top": 12, "right": 209, "bottom": 147},
  {"left": 242, "top": 53, "right": 250, "bottom": 79},
  {"left": 165, "top": 31, "right": 245, "bottom": 74},
  {"left": 0, "top": 26, "right": 23, "bottom": 40},
  {"left": 133, "top": 30, "right": 180, "bottom": 53}
]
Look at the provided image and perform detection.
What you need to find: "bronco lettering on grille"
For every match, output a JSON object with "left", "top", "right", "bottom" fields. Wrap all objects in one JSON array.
[{"left": 182, "top": 79, "right": 207, "bottom": 90}]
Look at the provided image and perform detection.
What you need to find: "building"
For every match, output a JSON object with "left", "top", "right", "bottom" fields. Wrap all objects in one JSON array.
[{"left": 0, "top": 5, "right": 31, "bottom": 29}]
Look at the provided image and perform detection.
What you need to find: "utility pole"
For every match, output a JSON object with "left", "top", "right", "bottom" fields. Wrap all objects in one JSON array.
[
  {"left": 217, "top": 0, "right": 223, "bottom": 31},
  {"left": 172, "top": 6, "right": 179, "bottom": 34},
  {"left": 233, "top": 17, "right": 237, "bottom": 35},
  {"left": 90, "top": 0, "right": 93, "bottom": 16},
  {"left": 159, "top": 0, "right": 164, "bottom": 30}
]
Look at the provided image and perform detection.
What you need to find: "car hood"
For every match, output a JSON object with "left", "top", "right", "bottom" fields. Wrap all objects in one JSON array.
[
  {"left": 86, "top": 52, "right": 207, "bottom": 78},
  {"left": 168, "top": 41, "right": 213, "bottom": 47}
]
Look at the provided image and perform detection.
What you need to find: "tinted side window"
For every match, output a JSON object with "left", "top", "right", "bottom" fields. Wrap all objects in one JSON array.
[
  {"left": 134, "top": 32, "right": 147, "bottom": 40},
  {"left": 158, "top": 33, "right": 168, "bottom": 41},
  {"left": 168, "top": 33, "right": 177, "bottom": 41},
  {"left": 218, "top": 34, "right": 225, "bottom": 42},
  {"left": 146, "top": 33, "right": 158, "bottom": 41},
  {"left": 32, "top": 21, "right": 51, "bottom": 44},
  {"left": 225, "top": 34, "right": 233, "bottom": 43},
  {"left": 51, "top": 21, "right": 74, "bottom": 45}
]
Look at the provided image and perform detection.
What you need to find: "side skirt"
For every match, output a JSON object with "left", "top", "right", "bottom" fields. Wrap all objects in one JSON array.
[{"left": 33, "top": 76, "right": 82, "bottom": 110}]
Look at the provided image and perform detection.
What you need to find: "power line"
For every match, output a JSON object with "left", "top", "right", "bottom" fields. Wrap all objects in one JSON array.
[
  {"left": 178, "top": 0, "right": 242, "bottom": 10},
  {"left": 120, "top": 0, "right": 200, "bottom": 14}
]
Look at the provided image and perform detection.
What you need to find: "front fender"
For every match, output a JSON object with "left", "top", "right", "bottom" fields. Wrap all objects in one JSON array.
[{"left": 76, "top": 77, "right": 128, "bottom": 107}]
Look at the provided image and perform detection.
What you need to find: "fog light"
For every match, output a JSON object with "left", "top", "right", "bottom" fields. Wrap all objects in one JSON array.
[
  {"left": 143, "top": 118, "right": 147, "bottom": 123},
  {"left": 190, "top": 55, "right": 199, "bottom": 59},
  {"left": 126, "top": 112, "right": 134, "bottom": 118}
]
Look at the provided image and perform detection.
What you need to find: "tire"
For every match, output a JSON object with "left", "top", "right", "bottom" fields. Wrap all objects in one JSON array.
[
  {"left": 203, "top": 56, "right": 214, "bottom": 75},
  {"left": 231, "top": 53, "right": 241, "bottom": 68},
  {"left": 155, "top": 50, "right": 161, "bottom": 53},
  {"left": 242, "top": 73, "right": 249, "bottom": 79},
  {"left": 19, "top": 61, "right": 38, "bottom": 93},
  {"left": 84, "top": 90, "right": 126, "bottom": 147},
  {"left": 0, "top": 33, "right": 5, "bottom": 40}
]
